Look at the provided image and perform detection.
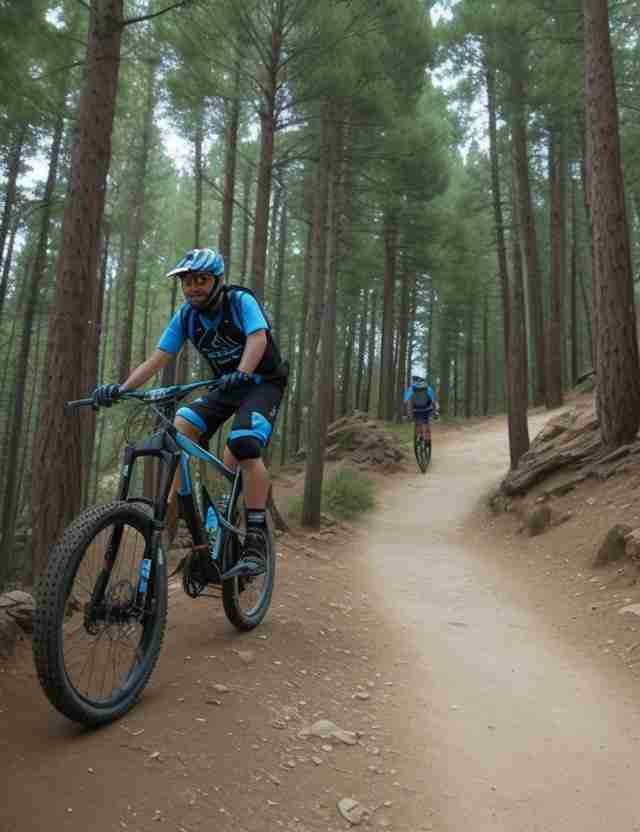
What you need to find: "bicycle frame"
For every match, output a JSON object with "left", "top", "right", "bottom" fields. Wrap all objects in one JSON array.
[
  {"left": 66, "top": 378, "right": 257, "bottom": 591},
  {"left": 117, "top": 417, "right": 243, "bottom": 548}
]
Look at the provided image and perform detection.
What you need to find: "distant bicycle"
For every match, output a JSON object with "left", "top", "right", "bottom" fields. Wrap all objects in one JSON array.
[
  {"left": 33, "top": 377, "right": 275, "bottom": 726},
  {"left": 413, "top": 422, "right": 432, "bottom": 473}
]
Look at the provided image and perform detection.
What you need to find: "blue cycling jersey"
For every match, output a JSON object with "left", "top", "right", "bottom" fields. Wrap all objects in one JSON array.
[{"left": 158, "top": 290, "right": 268, "bottom": 355}]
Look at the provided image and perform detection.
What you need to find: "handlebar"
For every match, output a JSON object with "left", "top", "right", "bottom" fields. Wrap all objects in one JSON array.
[
  {"left": 65, "top": 375, "right": 258, "bottom": 411},
  {"left": 66, "top": 369, "right": 282, "bottom": 411}
]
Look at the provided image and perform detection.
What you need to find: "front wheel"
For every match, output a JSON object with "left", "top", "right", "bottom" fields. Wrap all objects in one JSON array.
[
  {"left": 33, "top": 501, "right": 167, "bottom": 726},
  {"left": 222, "top": 498, "right": 275, "bottom": 631}
]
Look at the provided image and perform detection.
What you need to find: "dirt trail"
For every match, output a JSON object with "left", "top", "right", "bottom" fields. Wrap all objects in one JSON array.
[{"left": 2, "top": 413, "right": 640, "bottom": 832}]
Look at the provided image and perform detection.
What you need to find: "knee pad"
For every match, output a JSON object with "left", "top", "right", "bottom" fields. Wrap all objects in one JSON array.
[{"left": 227, "top": 432, "right": 262, "bottom": 461}]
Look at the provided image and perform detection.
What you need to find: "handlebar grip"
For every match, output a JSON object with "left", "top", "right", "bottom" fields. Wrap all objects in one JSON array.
[{"left": 65, "top": 398, "right": 95, "bottom": 410}]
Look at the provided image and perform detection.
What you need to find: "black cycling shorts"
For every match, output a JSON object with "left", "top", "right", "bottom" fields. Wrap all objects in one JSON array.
[{"left": 176, "top": 381, "right": 284, "bottom": 448}]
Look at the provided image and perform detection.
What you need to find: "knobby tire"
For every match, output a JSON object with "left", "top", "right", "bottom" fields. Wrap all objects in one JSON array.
[
  {"left": 33, "top": 501, "right": 167, "bottom": 726},
  {"left": 221, "top": 490, "right": 275, "bottom": 631}
]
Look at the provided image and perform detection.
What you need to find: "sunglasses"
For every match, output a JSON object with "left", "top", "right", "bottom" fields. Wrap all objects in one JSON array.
[{"left": 179, "top": 272, "right": 215, "bottom": 288}]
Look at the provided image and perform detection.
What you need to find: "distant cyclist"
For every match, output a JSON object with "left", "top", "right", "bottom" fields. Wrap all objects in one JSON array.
[{"left": 404, "top": 375, "right": 437, "bottom": 439}]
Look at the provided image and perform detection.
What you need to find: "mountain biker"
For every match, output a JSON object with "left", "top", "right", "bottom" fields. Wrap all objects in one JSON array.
[
  {"left": 90, "top": 248, "right": 288, "bottom": 574},
  {"left": 404, "top": 375, "right": 437, "bottom": 441}
]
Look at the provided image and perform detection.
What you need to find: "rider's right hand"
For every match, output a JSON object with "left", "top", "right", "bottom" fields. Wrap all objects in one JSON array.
[{"left": 92, "top": 383, "right": 122, "bottom": 408}]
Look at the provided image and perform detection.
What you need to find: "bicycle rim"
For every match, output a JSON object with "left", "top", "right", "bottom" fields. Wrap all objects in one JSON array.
[
  {"left": 222, "top": 501, "right": 275, "bottom": 630},
  {"left": 33, "top": 502, "right": 167, "bottom": 725}
]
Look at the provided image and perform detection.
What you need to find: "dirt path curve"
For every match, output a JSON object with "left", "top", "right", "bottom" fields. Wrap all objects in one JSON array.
[
  {"left": 2, "top": 414, "right": 640, "bottom": 832},
  {"left": 361, "top": 414, "right": 640, "bottom": 831}
]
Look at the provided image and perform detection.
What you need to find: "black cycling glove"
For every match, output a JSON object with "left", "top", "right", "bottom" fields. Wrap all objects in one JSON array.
[
  {"left": 92, "top": 383, "right": 121, "bottom": 408},
  {"left": 216, "top": 371, "right": 256, "bottom": 392}
]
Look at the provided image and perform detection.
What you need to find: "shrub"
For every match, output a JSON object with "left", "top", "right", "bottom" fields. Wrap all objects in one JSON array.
[
  {"left": 323, "top": 469, "right": 376, "bottom": 519},
  {"left": 286, "top": 468, "right": 376, "bottom": 522}
]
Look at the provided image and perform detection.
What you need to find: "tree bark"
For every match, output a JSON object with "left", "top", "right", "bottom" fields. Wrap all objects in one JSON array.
[
  {"left": 250, "top": 12, "right": 283, "bottom": 301},
  {"left": 547, "top": 120, "right": 566, "bottom": 408},
  {"left": 194, "top": 106, "right": 204, "bottom": 249},
  {"left": 0, "top": 125, "right": 26, "bottom": 283},
  {"left": 464, "top": 300, "right": 474, "bottom": 419},
  {"left": 438, "top": 306, "right": 452, "bottom": 415},
  {"left": 0, "top": 214, "right": 20, "bottom": 332},
  {"left": 482, "top": 289, "right": 490, "bottom": 416},
  {"left": 484, "top": 49, "right": 510, "bottom": 367},
  {"left": 510, "top": 45, "right": 546, "bottom": 406},
  {"left": 378, "top": 210, "right": 397, "bottom": 421},
  {"left": 584, "top": 0, "right": 640, "bottom": 447},
  {"left": 272, "top": 190, "right": 287, "bottom": 336},
  {"left": 364, "top": 288, "right": 377, "bottom": 413},
  {"left": 219, "top": 63, "right": 241, "bottom": 275},
  {"left": 302, "top": 114, "right": 341, "bottom": 528},
  {"left": 507, "top": 150, "right": 531, "bottom": 468},
  {"left": 240, "top": 161, "right": 252, "bottom": 285},
  {"left": 293, "top": 219, "right": 312, "bottom": 452},
  {"left": 354, "top": 288, "right": 368, "bottom": 410},
  {"left": 302, "top": 111, "right": 330, "bottom": 446},
  {"left": 340, "top": 309, "right": 355, "bottom": 417},
  {"left": 570, "top": 174, "right": 587, "bottom": 382},
  {"left": 117, "top": 58, "right": 157, "bottom": 381},
  {"left": 31, "top": 0, "right": 123, "bottom": 579},
  {"left": 394, "top": 266, "right": 411, "bottom": 422}
]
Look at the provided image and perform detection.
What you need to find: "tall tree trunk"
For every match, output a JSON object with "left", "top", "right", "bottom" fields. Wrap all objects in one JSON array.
[
  {"left": 507, "top": 152, "right": 531, "bottom": 467},
  {"left": 240, "top": 162, "right": 252, "bottom": 284},
  {"left": 482, "top": 289, "right": 490, "bottom": 416},
  {"left": 570, "top": 175, "right": 580, "bottom": 383},
  {"left": 378, "top": 211, "right": 397, "bottom": 420},
  {"left": 117, "top": 58, "right": 156, "bottom": 381},
  {"left": 547, "top": 120, "right": 566, "bottom": 408},
  {"left": 266, "top": 182, "right": 282, "bottom": 308},
  {"left": 584, "top": 0, "right": 640, "bottom": 447},
  {"left": 272, "top": 191, "right": 287, "bottom": 336},
  {"left": 302, "top": 115, "right": 341, "bottom": 528},
  {"left": 250, "top": 14, "right": 282, "bottom": 300},
  {"left": 510, "top": 45, "right": 546, "bottom": 406},
  {"left": 426, "top": 281, "right": 435, "bottom": 380},
  {"left": 31, "top": 0, "right": 123, "bottom": 579},
  {"left": 0, "top": 214, "right": 20, "bottom": 331},
  {"left": 407, "top": 277, "right": 417, "bottom": 384},
  {"left": 0, "top": 125, "right": 26, "bottom": 283},
  {"left": 302, "top": 111, "right": 330, "bottom": 446},
  {"left": 484, "top": 49, "right": 511, "bottom": 366},
  {"left": 194, "top": 106, "right": 204, "bottom": 248},
  {"left": 354, "top": 288, "right": 368, "bottom": 410},
  {"left": 438, "top": 306, "right": 452, "bottom": 415},
  {"left": 464, "top": 301, "right": 474, "bottom": 419},
  {"left": 219, "top": 65, "right": 241, "bottom": 275},
  {"left": 340, "top": 310, "right": 355, "bottom": 417},
  {"left": 364, "top": 289, "right": 377, "bottom": 413},
  {"left": 293, "top": 220, "right": 313, "bottom": 452},
  {"left": 394, "top": 267, "right": 410, "bottom": 422}
]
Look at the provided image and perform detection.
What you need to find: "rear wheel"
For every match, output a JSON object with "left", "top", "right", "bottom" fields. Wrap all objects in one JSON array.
[
  {"left": 33, "top": 501, "right": 167, "bottom": 726},
  {"left": 222, "top": 496, "right": 275, "bottom": 631},
  {"left": 414, "top": 430, "right": 431, "bottom": 474}
]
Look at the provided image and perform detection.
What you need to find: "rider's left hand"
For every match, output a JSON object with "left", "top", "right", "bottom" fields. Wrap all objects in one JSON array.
[
  {"left": 91, "top": 383, "right": 121, "bottom": 408},
  {"left": 216, "top": 371, "right": 254, "bottom": 392}
]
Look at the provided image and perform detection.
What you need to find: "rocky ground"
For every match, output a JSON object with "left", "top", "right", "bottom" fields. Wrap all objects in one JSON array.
[{"left": 3, "top": 398, "right": 640, "bottom": 830}]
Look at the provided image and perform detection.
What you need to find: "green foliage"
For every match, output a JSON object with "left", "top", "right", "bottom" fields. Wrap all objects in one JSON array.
[{"left": 288, "top": 467, "right": 376, "bottom": 521}]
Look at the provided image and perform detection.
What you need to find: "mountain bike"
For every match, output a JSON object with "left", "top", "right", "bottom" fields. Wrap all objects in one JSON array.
[
  {"left": 32, "top": 378, "right": 275, "bottom": 726},
  {"left": 413, "top": 421, "right": 432, "bottom": 473}
]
